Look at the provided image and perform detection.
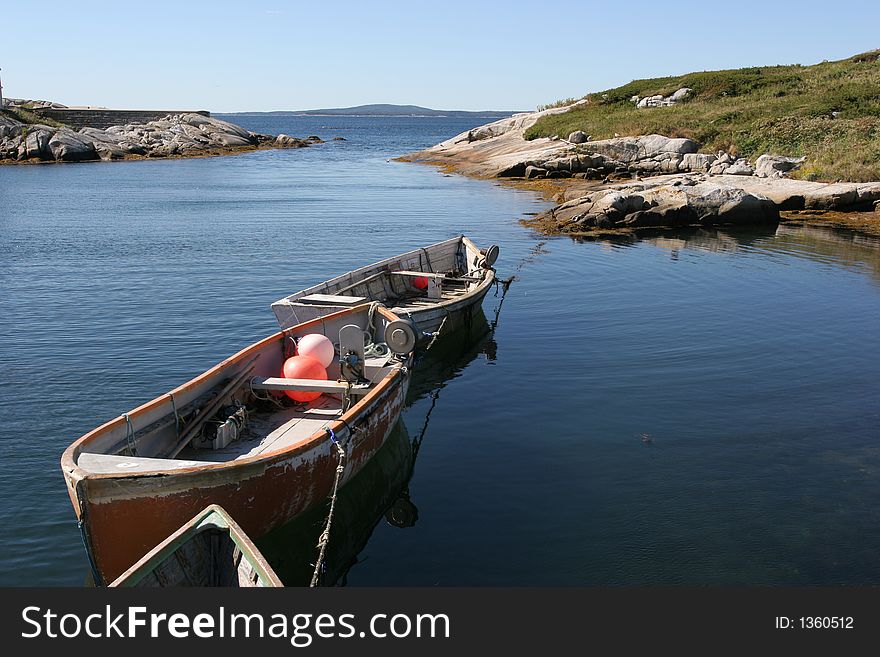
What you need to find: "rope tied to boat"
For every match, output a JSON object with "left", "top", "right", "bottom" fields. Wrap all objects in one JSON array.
[
  {"left": 169, "top": 393, "right": 180, "bottom": 439},
  {"left": 310, "top": 428, "right": 346, "bottom": 587},
  {"left": 123, "top": 414, "right": 138, "bottom": 457}
]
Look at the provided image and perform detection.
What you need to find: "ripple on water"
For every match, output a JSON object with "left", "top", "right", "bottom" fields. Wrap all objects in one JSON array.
[{"left": 1, "top": 116, "right": 879, "bottom": 586}]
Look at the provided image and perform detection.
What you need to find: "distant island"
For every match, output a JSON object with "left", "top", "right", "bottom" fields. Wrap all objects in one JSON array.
[{"left": 221, "top": 104, "right": 523, "bottom": 118}]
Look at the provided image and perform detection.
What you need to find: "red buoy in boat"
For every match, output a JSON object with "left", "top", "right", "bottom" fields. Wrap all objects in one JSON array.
[
  {"left": 413, "top": 276, "right": 429, "bottom": 290},
  {"left": 281, "top": 355, "right": 327, "bottom": 403}
]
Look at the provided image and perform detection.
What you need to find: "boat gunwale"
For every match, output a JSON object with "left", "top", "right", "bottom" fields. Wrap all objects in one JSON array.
[{"left": 60, "top": 303, "right": 405, "bottom": 483}]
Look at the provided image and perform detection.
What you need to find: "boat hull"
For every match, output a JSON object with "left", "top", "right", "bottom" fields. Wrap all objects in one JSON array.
[{"left": 70, "top": 369, "right": 408, "bottom": 584}]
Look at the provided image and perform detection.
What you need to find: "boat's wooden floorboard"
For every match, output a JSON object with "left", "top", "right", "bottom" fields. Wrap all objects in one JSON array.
[
  {"left": 394, "top": 286, "right": 473, "bottom": 312},
  {"left": 178, "top": 396, "right": 342, "bottom": 462}
]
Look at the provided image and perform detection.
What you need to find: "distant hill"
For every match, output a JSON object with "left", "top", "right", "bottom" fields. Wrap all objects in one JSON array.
[{"left": 224, "top": 104, "right": 523, "bottom": 118}]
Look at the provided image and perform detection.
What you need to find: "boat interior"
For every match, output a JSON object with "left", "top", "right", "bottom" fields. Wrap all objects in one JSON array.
[
  {"left": 121, "top": 525, "right": 262, "bottom": 587},
  {"left": 73, "top": 306, "right": 404, "bottom": 475},
  {"left": 271, "top": 236, "right": 495, "bottom": 328}
]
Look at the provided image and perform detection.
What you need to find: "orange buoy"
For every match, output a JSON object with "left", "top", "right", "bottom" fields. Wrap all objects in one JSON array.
[
  {"left": 296, "top": 333, "right": 335, "bottom": 368},
  {"left": 413, "top": 276, "right": 429, "bottom": 290},
  {"left": 281, "top": 355, "right": 327, "bottom": 403}
]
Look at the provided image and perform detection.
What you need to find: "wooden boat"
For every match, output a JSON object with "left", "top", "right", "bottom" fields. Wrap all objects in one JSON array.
[
  {"left": 62, "top": 303, "right": 415, "bottom": 585},
  {"left": 271, "top": 235, "right": 499, "bottom": 342},
  {"left": 110, "top": 505, "right": 283, "bottom": 587}
]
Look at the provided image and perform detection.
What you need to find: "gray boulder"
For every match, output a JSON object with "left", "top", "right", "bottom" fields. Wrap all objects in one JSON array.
[
  {"left": 685, "top": 184, "right": 777, "bottom": 223},
  {"left": 568, "top": 130, "right": 590, "bottom": 144},
  {"left": 679, "top": 153, "right": 716, "bottom": 172},
  {"left": 19, "top": 127, "right": 54, "bottom": 159},
  {"left": 539, "top": 178, "right": 779, "bottom": 232},
  {"left": 48, "top": 130, "right": 98, "bottom": 161},
  {"left": 525, "top": 165, "right": 547, "bottom": 179},
  {"left": 755, "top": 154, "right": 806, "bottom": 179},
  {"left": 275, "top": 134, "right": 307, "bottom": 148},
  {"left": 725, "top": 158, "right": 755, "bottom": 176}
]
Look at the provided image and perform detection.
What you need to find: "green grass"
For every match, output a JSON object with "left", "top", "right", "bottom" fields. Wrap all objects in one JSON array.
[
  {"left": 524, "top": 50, "right": 880, "bottom": 181},
  {"left": 2, "top": 107, "right": 68, "bottom": 129}
]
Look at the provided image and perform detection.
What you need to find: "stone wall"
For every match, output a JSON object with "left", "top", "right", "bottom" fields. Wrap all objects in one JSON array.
[{"left": 32, "top": 108, "right": 210, "bottom": 129}]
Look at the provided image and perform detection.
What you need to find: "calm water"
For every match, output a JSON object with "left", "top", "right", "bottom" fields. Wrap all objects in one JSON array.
[{"left": 1, "top": 116, "right": 879, "bottom": 586}]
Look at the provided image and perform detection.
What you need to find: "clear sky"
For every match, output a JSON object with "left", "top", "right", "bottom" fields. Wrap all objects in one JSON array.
[{"left": 2, "top": 0, "right": 878, "bottom": 112}]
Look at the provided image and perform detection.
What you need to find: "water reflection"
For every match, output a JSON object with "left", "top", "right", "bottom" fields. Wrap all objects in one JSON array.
[
  {"left": 256, "top": 308, "right": 498, "bottom": 586},
  {"left": 570, "top": 224, "right": 780, "bottom": 251}
]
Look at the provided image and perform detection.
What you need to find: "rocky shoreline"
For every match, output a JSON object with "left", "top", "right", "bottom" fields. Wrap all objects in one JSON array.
[
  {"left": 0, "top": 109, "right": 321, "bottom": 164},
  {"left": 402, "top": 104, "right": 880, "bottom": 237}
]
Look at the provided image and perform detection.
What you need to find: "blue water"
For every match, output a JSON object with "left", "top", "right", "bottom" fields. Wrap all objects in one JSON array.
[{"left": 1, "top": 116, "right": 879, "bottom": 586}]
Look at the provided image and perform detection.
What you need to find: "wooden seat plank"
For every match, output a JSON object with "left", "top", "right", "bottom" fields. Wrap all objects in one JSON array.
[
  {"left": 250, "top": 377, "right": 372, "bottom": 396},
  {"left": 299, "top": 293, "right": 367, "bottom": 305}
]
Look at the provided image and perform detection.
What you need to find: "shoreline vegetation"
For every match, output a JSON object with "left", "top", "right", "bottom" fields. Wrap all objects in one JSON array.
[
  {"left": 401, "top": 50, "right": 880, "bottom": 239},
  {"left": 0, "top": 100, "right": 322, "bottom": 165}
]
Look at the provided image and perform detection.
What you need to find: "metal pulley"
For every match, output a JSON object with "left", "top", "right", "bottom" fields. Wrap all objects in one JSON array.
[
  {"left": 481, "top": 244, "right": 500, "bottom": 268},
  {"left": 384, "top": 319, "right": 417, "bottom": 355}
]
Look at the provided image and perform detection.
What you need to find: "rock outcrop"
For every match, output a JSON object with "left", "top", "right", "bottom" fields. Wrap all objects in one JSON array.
[
  {"left": 0, "top": 111, "right": 322, "bottom": 164},
  {"left": 542, "top": 176, "right": 780, "bottom": 232},
  {"left": 408, "top": 105, "right": 879, "bottom": 234},
  {"left": 633, "top": 88, "right": 692, "bottom": 108},
  {"left": 755, "top": 154, "right": 806, "bottom": 179},
  {"left": 406, "top": 105, "right": 723, "bottom": 179},
  {"left": 533, "top": 174, "right": 880, "bottom": 234}
]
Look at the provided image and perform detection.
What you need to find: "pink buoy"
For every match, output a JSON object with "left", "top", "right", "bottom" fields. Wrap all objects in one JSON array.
[
  {"left": 281, "top": 355, "right": 327, "bottom": 403},
  {"left": 413, "top": 276, "right": 429, "bottom": 290},
  {"left": 296, "top": 333, "right": 335, "bottom": 368}
]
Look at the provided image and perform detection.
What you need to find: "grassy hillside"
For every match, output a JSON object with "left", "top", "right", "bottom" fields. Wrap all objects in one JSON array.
[{"left": 524, "top": 50, "right": 880, "bottom": 182}]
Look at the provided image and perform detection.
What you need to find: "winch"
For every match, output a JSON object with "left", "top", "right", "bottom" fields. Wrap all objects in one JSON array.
[{"left": 193, "top": 403, "right": 248, "bottom": 450}]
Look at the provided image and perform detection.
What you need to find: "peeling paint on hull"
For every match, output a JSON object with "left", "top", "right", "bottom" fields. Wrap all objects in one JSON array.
[{"left": 77, "top": 377, "right": 407, "bottom": 584}]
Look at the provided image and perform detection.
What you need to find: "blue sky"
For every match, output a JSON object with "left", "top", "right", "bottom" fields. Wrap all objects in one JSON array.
[{"left": 2, "top": 0, "right": 878, "bottom": 112}]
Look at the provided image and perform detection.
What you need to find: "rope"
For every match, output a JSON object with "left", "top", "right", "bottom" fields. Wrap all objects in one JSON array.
[
  {"left": 366, "top": 301, "right": 381, "bottom": 341},
  {"left": 424, "top": 314, "right": 449, "bottom": 351},
  {"left": 363, "top": 341, "right": 390, "bottom": 359},
  {"left": 123, "top": 414, "right": 138, "bottom": 457},
  {"left": 421, "top": 248, "right": 435, "bottom": 273},
  {"left": 169, "top": 393, "right": 180, "bottom": 439},
  {"left": 361, "top": 301, "right": 392, "bottom": 359},
  {"left": 310, "top": 428, "right": 346, "bottom": 587},
  {"left": 77, "top": 519, "right": 103, "bottom": 587},
  {"left": 248, "top": 378, "right": 287, "bottom": 409}
]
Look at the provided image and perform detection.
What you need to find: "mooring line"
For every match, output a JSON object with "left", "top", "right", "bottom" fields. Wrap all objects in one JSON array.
[{"left": 310, "top": 429, "right": 346, "bottom": 587}]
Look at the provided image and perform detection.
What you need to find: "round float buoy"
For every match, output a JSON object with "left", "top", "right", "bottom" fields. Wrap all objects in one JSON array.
[
  {"left": 281, "top": 355, "right": 327, "bottom": 403},
  {"left": 296, "top": 333, "right": 335, "bottom": 368},
  {"left": 413, "top": 276, "right": 429, "bottom": 290}
]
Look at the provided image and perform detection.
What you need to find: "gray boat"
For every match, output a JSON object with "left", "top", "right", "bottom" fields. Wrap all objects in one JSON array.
[{"left": 271, "top": 235, "right": 499, "bottom": 343}]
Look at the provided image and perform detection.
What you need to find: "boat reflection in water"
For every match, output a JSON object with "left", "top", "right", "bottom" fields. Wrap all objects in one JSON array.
[{"left": 257, "top": 306, "right": 498, "bottom": 586}]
